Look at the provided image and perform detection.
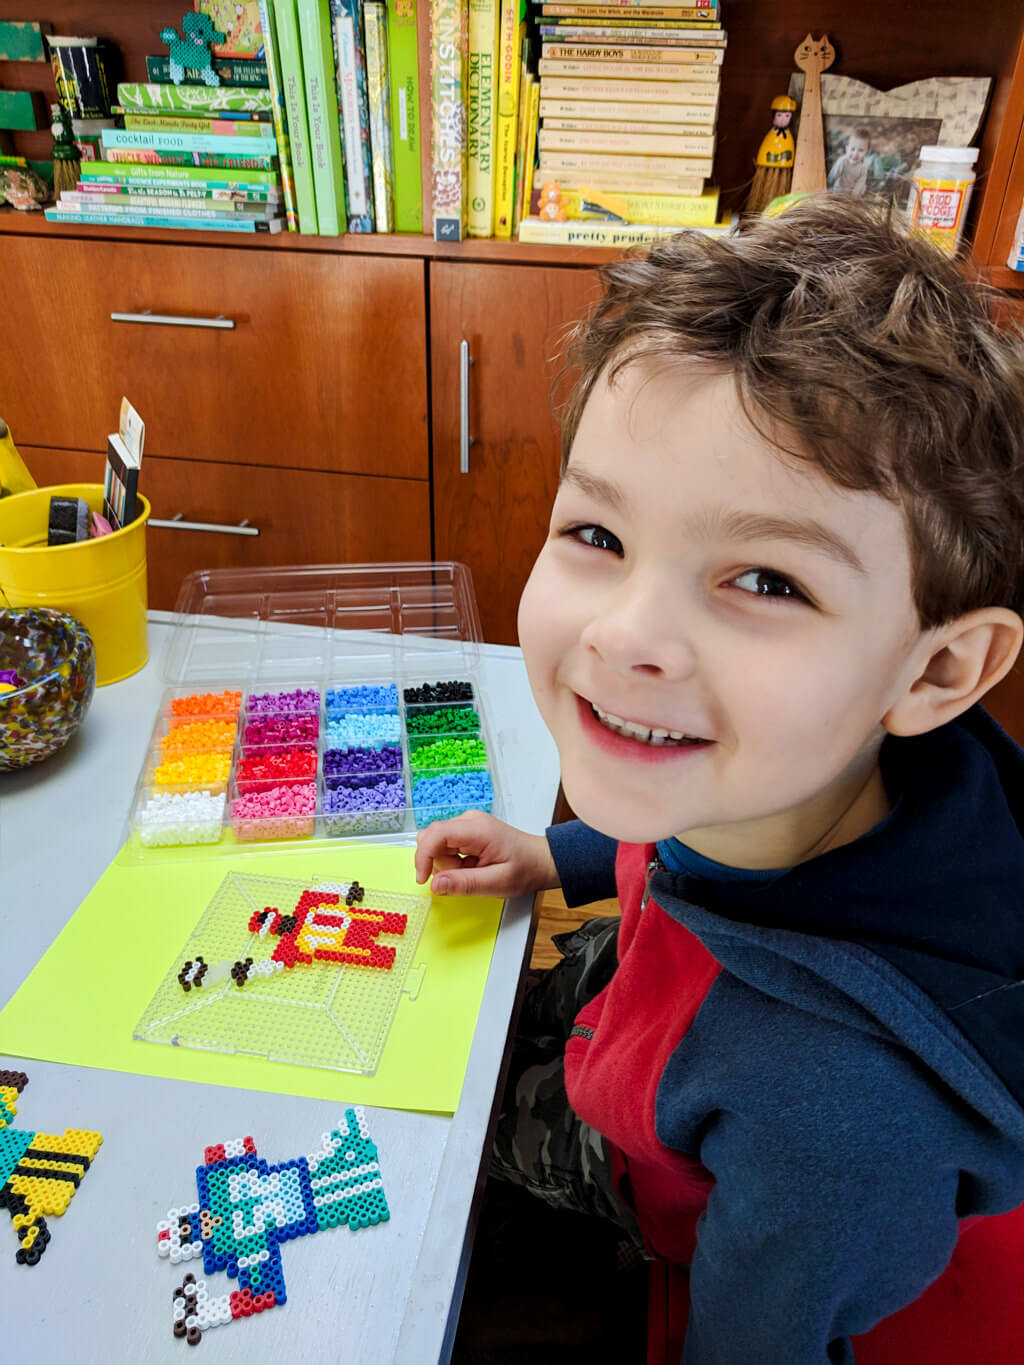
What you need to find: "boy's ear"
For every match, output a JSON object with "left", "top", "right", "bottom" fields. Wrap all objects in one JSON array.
[{"left": 884, "top": 608, "right": 1024, "bottom": 737}]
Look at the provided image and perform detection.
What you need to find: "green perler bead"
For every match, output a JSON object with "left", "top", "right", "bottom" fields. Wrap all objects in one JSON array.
[
  {"left": 408, "top": 736, "right": 488, "bottom": 771},
  {"left": 405, "top": 706, "right": 480, "bottom": 735}
]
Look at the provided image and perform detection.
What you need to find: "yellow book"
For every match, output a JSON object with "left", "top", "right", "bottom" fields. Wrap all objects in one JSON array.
[
  {"left": 512, "top": 53, "right": 532, "bottom": 230},
  {"left": 539, "top": 56, "right": 720, "bottom": 78},
  {"left": 521, "top": 78, "right": 540, "bottom": 219},
  {"left": 538, "top": 127, "right": 714, "bottom": 157},
  {"left": 541, "top": 74, "right": 720, "bottom": 100},
  {"left": 493, "top": 0, "right": 524, "bottom": 237},
  {"left": 536, "top": 164, "right": 706, "bottom": 193},
  {"left": 518, "top": 214, "right": 733, "bottom": 245},
  {"left": 534, "top": 183, "right": 719, "bottom": 225},
  {"left": 539, "top": 97, "right": 717, "bottom": 124},
  {"left": 467, "top": 0, "right": 500, "bottom": 235},
  {"left": 540, "top": 148, "right": 712, "bottom": 177}
]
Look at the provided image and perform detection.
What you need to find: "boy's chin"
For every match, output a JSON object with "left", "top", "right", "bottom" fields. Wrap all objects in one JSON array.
[{"left": 561, "top": 782, "right": 687, "bottom": 846}]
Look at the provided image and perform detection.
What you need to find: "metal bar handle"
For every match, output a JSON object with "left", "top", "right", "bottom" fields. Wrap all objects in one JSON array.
[
  {"left": 110, "top": 310, "right": 236, "bottom": 330},
  {"left": 459, "top": 338, "right": 473, "bottom": 474},
  {"left": 150, "top": 514, "right": 259, "bottom": 536}
]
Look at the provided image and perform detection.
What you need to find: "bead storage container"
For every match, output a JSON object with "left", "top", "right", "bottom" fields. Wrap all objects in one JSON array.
[{"left": 123, "top": 563, "right": 504, "bottom": 858}]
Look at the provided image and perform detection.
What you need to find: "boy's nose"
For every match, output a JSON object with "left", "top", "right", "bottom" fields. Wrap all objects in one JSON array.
[{"left": 580, "top": 581, "right": 697, "bottom": 680}]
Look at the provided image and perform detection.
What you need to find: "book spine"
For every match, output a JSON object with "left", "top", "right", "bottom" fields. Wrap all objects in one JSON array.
[
  {"left": 540, "top": 43, "right": 722, "bottom": 61},
  {"left": 298, "top": 0, "right": 347, "bottom": 236},
  {"left": 540, "top": 74, "right": 719, "bottom": 101},
  {"left": 493, "top": 0, "right": 523, "bottom": 238},
  {"left": 386, "top": 0, "right": 424, "bottom": 232},
  {"left": 535, "top": 163, "right": 704, "bottom": 192},
  {"left": 258, "top": 0, "right": 301, "bottom": 232},
  {"left": 540, "top": 98, "right": 716, "bottom": 123},
  {"left": 538, "top": 147, "right": 710, "bottom": 176},
  {"left": 104, "top": 147, "right": 279, "bottom": 169},
  {"left": 466, "top": 0, "right": 500, "bottom": 236},
  {"left": 145, "top": 54, "right": 271, "bottom": 86},
  {"left": 541, "top": 115, "right": 710, "bottom": 135},
  {"left": 431, "top": 0, "right": 469, "bottom": 240},
  {"left": 60, "top": 190, "right": 274, "bottom": 213},
  {"left": 121, "top": 112, "right": 276, "bottom": 136},
  {"left": 45, "top": 207, "right": 283, "bottom": 232},
  {"left": 541, "top": 0, "right": 717, "bottom": 10},
  {"left": 100, "top": 128, "right": 279, "bottom": 156},
  {"left": 538, "top": 127, "right": 714, "bottom": 155},
  {"left": 275, "top": 0, "right": 320, "bottom": 232},
  {"left": 81, "top": 159, "right": 279, "bottom": 185},
  {"left": 520, "top": 72, "right": 540, "bottom": 231},
  {"left": 76, "top": 180, "right": 280, "bottom": 201},
  {"left": 115, "top": 82, "right": 275, "bottom": 113},
  {"left": 538, "top": 56, "right": 719, "bottom": 78},
  {"left": 363, "top": 0, "right": 395, "bottom": 232},
  {"left": 330, "top": 0, "right": 376, "bottom": 230},
  {"left": 517, "top": 216, "right": 689, "bottom": 245},
  {"left": 541, "top": 4, "right": 717, "bottom": 18},
  {"left": 511, "top": 56, "right": 532, "bottom": 232},
  {"left": 544, "top": 184, "right": 719, "bottom": 224},
  {"left": 541, "top": 15, "right": 721, "bottom": 26},
  {"left": 539, "top": 22, "right": 723, "bottom": 35}
]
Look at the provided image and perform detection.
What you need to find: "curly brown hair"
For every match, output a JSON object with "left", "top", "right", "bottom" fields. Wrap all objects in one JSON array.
[{"left": 558, "top": 194, "right": 1024, "bottom": 628}]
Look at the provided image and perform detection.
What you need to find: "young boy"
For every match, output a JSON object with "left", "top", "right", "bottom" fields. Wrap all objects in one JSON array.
[
  {"left": 416, "top": 195, "right": 1024, "bottom": 1362},
  {"left": 827, "top": 127, "right": 871, "bottom": 196}
]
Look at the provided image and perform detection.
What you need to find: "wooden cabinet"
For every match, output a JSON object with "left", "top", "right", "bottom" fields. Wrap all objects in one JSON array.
[
  {"left": 1, "top": 236, "right": 429, "bottom": 478},
  {"left": 21, "top": 447, "right": 431, "bottom": 610},
  {"left": 430, "top": 262, "right": 601, "bottom": 645}
]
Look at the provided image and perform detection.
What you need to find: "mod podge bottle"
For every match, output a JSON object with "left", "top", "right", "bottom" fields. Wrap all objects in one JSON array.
[{"left": 907, "top": 145, "right": 979, "bottom": 255}]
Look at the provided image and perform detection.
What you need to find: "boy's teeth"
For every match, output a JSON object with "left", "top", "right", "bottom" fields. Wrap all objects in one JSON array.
[{"left": 592, "top": 705, "right": 703, "bottom": 746}]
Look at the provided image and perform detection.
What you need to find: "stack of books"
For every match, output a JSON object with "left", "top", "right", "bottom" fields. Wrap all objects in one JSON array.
[
  {"left": 517, "top": 0, "right": 727, "bottom": 243},
  {"left": 45, "top": 75, "right": 287, "bottom": 234}
]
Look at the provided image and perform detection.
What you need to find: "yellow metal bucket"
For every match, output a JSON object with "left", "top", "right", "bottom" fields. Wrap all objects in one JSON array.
[{"left": 0, "top": 482, "right": 150, "bottom": 685}]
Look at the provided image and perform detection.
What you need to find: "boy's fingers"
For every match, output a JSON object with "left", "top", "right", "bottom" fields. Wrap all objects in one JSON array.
[{"left": 431, "top": 862, "right": 512, "bottom": 899}]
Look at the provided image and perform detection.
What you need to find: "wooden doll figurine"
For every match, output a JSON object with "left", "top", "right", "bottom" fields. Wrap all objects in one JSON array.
[{"left": 745, "top": 95, "right": 797, "bottom": 215}]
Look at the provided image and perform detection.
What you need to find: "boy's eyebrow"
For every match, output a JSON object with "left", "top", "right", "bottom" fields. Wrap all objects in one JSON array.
[
  {"left": 702, "top": 509, "right": 867, "bottom": 575},
  {"left": 560, "top": 466, "right": 626, "bottom": 513}
]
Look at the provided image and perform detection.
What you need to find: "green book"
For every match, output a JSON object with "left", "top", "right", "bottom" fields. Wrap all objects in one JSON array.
[
  {"left": 145, "top": 55, "right": 271, "bottom": 87},
  {"left": 80, "top": 159, "right": 279, "bottom": 187},
  {"left": 115, "top": 83, "right": 275, "bottom": 114},
  {"left": 274, "top": 0, "right": 319, "bottom": 232},
  {"left": 387, "top": 0, "right": 423, "bottom": 232},
  {"left": 122, "top": 112, "right": 275, "bottom": 136},
  {"left": 297, "top": 0, "right": 346, "bottom": 235},
  {"left": 258, "top": 0, "right": 300, "bottom": 232}
]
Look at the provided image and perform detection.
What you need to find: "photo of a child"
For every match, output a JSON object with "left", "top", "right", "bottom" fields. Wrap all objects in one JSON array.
[{"left": 824, "top": 114, "right": 942, "bottom": 204}]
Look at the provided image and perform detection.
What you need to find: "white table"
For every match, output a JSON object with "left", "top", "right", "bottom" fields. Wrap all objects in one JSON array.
[{"left": 0, "top": 612, "right": 560, "bottom": 1364}]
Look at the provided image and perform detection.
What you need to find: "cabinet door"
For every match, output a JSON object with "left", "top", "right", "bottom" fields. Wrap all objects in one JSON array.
[
  {"left": 431, "top": 262, "right": 601, "bottom": 645},
  {"left": 21, "top": 446, "right": 430, "bottom": 611},
  {"left": 1, "top": 237, "right": 428, "bottom": 479}
]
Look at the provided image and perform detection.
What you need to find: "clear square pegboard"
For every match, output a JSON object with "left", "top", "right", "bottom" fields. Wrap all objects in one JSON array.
[
  {"left": 133, "top": 872, "right": 431, "bottom": 1074},
  {"left": 122, "top": 563, "right": 505, "bottom": 859}
]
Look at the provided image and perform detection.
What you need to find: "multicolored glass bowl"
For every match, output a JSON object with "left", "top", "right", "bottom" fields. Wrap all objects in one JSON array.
[{"left": 0, "top": 608, "right": 96, "bottom": 771}]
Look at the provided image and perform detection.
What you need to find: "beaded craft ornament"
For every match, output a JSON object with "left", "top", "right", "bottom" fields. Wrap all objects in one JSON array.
[
  {"left": 0, "top": 1070, "right": 102, "bottom": 1266},
  {"left": 157, "top": 1105, "right": 388, "bottom": 1345}
]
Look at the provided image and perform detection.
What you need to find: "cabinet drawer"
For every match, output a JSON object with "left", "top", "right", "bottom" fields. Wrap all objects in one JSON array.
[
  {"left": 19, "top": 447, "right": 431, "bottom": 612},
  {"left": 1, "top": 237, "right": 428, "bottom": 479}
]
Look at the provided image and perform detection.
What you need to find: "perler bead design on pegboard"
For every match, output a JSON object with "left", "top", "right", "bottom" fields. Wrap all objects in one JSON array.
[
  {"left": 157, "top": 1106, "right": 389, "bottom": 1345},
  {"left": 0, "top": 1071, "right": 102, "bottom": 1266},
  {"left": 134, "top": 875, "right": 430, "bottom": 1074}
]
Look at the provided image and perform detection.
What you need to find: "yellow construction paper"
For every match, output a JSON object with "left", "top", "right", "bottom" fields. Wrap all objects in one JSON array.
[{"left": 0, "top": 843, "right": 503, "bottom": 1114}]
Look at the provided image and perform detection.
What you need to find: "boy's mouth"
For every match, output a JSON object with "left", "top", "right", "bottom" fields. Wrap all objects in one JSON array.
[{"left": 590, "top": 702, "right": 710, "bottom": 748}]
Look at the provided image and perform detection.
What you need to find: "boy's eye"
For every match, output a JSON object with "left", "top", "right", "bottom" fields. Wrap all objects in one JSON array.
[
  {"left": 565, "top": 524, "right": 624, "bottom": 556},
  {"left": 730, "top": 568, "right": 808, "bottom": 602}
]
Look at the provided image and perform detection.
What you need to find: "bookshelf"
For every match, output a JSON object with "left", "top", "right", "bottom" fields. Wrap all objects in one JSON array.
[{"left": 1, "top": 2, "right": 1024, "bottom": 646}]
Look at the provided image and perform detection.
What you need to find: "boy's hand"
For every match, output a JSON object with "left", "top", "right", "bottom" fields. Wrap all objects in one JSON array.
[{"left": 414, "top": 811, "right": 560, "bottom": 899}]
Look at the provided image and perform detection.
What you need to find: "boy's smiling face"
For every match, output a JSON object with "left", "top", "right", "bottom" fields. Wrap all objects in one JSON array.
[{"left": 518, "top": 360, "right": 934, "bottom": 868}]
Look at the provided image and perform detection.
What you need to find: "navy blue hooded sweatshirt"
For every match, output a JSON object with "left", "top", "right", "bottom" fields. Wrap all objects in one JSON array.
[{"left": 546, "top": 706, "right": 1024, "bottom": 1363}]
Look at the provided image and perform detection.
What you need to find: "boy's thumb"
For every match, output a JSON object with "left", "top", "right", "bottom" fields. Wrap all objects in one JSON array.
[{"left": 431, "top": 865, "right": 502, "bottom": 899}]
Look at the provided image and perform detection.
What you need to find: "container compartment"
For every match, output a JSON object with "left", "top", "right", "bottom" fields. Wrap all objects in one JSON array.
[
  {"left": 322, "top": 772, "right": 407, "bottom": 837},
  {"left": 132, "top": 787, "right": 227, "bottom": 847},
  {"left": 245, "top": 685, "right": 321, "bottom": 717},
  {"left": 324, "top": 710, "right": 402, "bottom": 749},
  {"left": 412, "top": 769, "right": 494, "bottom": 827},
  {"left": 155, "top": 716, "right": 238, "bottom": 760},
  {"left": 404, "top": 702, "right": 480, "bottom": 736},
  {"left": 230, "top": 781, "right": 317, "bottom": 842},
  {"left": 408, "top": 734, "right": 489, "bottom": 771},
  {"left": 146, "top": 751, "right": 232, "bottom": 795},
  {"left": 234, "top": 745, "right": 318, "bottom": 795},
  {"left": 239, "top": 711, "right": 320, "bottom": 754},
  {"left": 323, "top": 743, "right": 403, "bottom": 787},
  {"left": 402, "top": 678, "right": 474, "bottom": 707},
  {"left": 163, "top": 686, "right": 242, "bottom": 729},
  {"left": 324, "top": 680, "right": 399, "bottom": 714}
]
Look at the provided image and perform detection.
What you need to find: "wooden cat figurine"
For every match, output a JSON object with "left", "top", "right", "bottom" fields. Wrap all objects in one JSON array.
[{"left": 791, "top": 33, "right": 836, "bottom": 194}]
